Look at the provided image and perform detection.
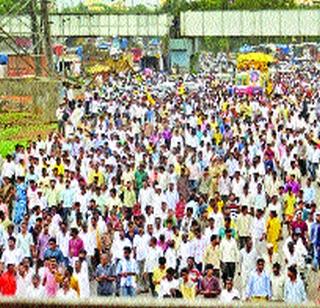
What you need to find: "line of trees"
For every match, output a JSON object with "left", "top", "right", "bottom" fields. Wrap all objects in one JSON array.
[
  {"left": 0, "top": 0, "right": 319, "bottom": 15},
  {"left": 62, "top": 0, "right": 318, "bottom": 14}
]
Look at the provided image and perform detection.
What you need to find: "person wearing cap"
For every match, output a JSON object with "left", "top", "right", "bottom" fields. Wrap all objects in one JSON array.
[{"left": 291, "top": 210, "right": 308, "bottom": 243}]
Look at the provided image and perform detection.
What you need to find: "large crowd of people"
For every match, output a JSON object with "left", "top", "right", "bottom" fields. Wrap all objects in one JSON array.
[{"left": 0, "top": 56, "right": 320, "bottom": 304}]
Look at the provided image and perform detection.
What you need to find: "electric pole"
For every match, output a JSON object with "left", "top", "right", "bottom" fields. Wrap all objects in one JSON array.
[
  {"left": 41, "top": 0, "right": 53, "bottom": 75},
  {"left": 29, "top": 0, "right": 41, "bottom": 76}
]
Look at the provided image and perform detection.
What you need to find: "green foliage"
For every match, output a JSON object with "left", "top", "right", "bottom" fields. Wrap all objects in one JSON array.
[
  {"left": 0, "top": 0, "right": 319, "bottom": 15},
  {"left": 190, "top": 52, "right": 200, "bottom": 74},
  {"left": 0, "top": 140, "right": 28, "bottom": 157},
  {"left": 0, "top": 112, "right": 36, "bottom": 125},
  {"left": 0, "top": 0, "right": 36, "bottom": 15},
  {"left": 0, "top": 110, "right": 57, "bottom": 157},
  {"left": 60, "top": 2, "right": 162, "bottom": 15},
  {"left": 0, "top": 0, "right": 16, "bottom": 14}
]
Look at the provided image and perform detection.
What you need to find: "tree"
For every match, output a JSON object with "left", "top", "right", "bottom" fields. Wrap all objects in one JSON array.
[{"left": 0, "top": 0, "right": 31, "bottom": 14}]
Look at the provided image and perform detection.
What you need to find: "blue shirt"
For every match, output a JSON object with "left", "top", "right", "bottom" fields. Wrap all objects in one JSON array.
[
  {"left": 310, "top": 222, "right": 320, "bottom": 247},
  {"left": 284, "top": 278, "right": 307, "bottom": 304},
  {"left": 246, "top": 270, "right": 271, "bottom": 299},
  {"left": 95, "top": 263, "right": 116, "bottom": 296},
  {"left": 60, "top": 188, "right": 75, "bottom": 208},
  {"left": 116, "top": 258, "right": 138, "bottom": 288},
  {"left": 43, "top": 247, "right": 64, "bottom": 264},
  {"left": 303, "top": 186, "right": 315, "bottom": 204}
]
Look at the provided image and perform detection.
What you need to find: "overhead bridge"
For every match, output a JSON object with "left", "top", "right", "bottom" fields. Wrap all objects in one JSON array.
[
  {"left": 1, "top": 10, "right": 320, "bottom": 37},
  {"left": 181, "top": 10, "right": 320, "bottom": 37},
  {"left": 0, "top": 14, "right": 171, "bottom": 37}
]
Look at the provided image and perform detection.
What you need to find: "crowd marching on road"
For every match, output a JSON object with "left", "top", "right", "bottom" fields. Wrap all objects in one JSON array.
[{"left": 0, "top": 60, "right": 320, "bottom": 304}]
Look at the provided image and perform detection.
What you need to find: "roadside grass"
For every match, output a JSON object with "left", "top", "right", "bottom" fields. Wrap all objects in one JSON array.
[{"left": 0, "top": 111, "right": 57, "bottom": 157}]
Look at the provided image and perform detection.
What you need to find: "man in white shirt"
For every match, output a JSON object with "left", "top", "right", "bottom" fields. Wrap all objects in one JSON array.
[
  {"left": 219, "top": 228, "right": 239, "bottom": 284},
  {"left": 218, "top": 170, "right": 231, "bottom": 202},
  {"left": 158, "top": 267, "right": 179, "bottom": 298},
  {"left": 219, "top": 278, "right": 240, "bottom": 303},
  {"left": 239, "top": 238, "right": 257, "bottom": 298},
  {"left": 270, "top": 262, "right": 285, "bottom": 301},
  {"left": 16, "top": 222, "right": 33, "bottom": 259},
  {"left": 144, "top": 237, "right": 162, "bottom": 295},
  {"left": 111, "top": 230, "right": 132, "bottom": 262},
  {"left": 79, "top": 224, "right": 96, "bottom": 260},
  {"left": 16, "top": 262, "right": 32, "bottom": 298},
  {"left": 138, "top": 181, "right": 153, "bottom": 213},
  {"left": 251, "top": 209, "right": 266, "bottom": 257},
  {"left": 1, "top": 155, "right": 15, "bottom": 179},
  {"left": 56, "top": 222, "right": 70, "bottom": 263},
  {"left": 133, "top": 227, "right": 148, "bottom": 292},
  {"left": 231, "top": 171, "right": 245, "bottom": 199},
  {"left": 1, "top": 236, "right": 23, "bottom": 266},
  {"left": 165, "top": 183, "right": 179, "bottom": 211},
  {"left": 190, "top": 227, "right": 207, "bottom": 272},
  {"left": 29, "top": 274, "right": 45, "bottom": 299},
  {"left": 177, "top": 233, "right": 191, "bottom": 269},
  {"left": 57, "top": 276, "right": 78, "bottom": 300},
  {"left": 236, "top": 205, "right": 252, "bottom": 249}
]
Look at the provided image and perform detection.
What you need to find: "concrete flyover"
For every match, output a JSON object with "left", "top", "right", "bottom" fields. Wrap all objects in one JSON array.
[
  {"left": 180, "top": 10, "right": 320, "bottom": 37},
  {"left": 0, "top": 14, "right": 171, "bottom": 37}
]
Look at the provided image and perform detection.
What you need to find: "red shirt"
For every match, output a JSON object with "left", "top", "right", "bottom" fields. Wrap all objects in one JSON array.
[
  {"left": 175, "top": 201, "right": 186, "bottom": 220},
  {"left": 291, "top": 220, "right": 308, "bottom": 238},
  {"left": 0, "top": 271, "right": 17, "bottom": 296}
]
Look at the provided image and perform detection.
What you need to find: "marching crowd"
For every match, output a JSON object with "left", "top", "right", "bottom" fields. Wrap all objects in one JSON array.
[{"left": 0, "top": 60, "right": 320, "bottom": 304}]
